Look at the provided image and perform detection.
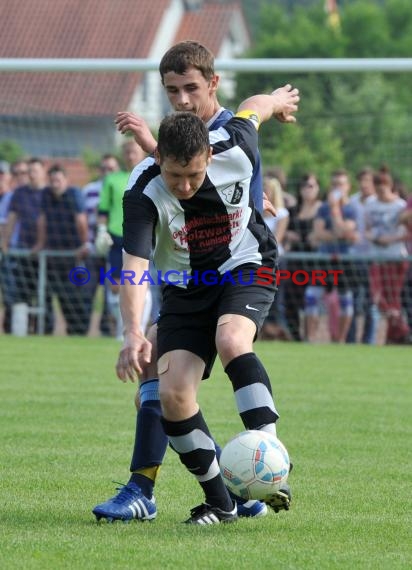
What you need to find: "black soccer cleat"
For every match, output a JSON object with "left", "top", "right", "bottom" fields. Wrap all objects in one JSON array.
[
  {"left": 265, "top": 483, "right": 292, "bottom": 513},
  {"left": 184, "top": 502, "right": 238, "bottom": 525}
]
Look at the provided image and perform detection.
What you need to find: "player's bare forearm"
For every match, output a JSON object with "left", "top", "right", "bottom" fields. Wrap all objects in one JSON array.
[
  {"left": 115, "top": 112, "right": 157, "bottom": 154},
  {"left": 120, "top": 254, "right": 149, "bottom": 335},
  {"left": 238, "top": 85, "right": 300, "bottom": 124},
  {"left": 116, "top": 253, "right": 152, "bottom": 382}
]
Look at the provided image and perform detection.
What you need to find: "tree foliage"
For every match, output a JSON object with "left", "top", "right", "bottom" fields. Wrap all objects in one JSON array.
[
  {"left": 235, "top": 0, "right": 412, "bottom": 190},
  {"left": 0, "top": 140, "right": 25, "bottom": 163}
]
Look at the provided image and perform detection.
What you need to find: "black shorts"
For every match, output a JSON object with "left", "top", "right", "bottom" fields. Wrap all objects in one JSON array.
[{"left": 157, "top": 264, "right": 276, "bottom": 378}]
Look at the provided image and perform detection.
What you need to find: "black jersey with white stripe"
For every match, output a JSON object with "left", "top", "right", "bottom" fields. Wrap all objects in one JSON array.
[{"left": 123, "top": 116, "right": 277, "bottom": 288}]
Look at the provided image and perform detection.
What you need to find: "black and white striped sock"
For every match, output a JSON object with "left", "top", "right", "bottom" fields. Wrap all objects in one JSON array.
[
  {"left": 225, "top": 352, "right": 279, "bottom": 433},
  {"left": 161, "top": 410, "right": 232, "bottom": 511}
]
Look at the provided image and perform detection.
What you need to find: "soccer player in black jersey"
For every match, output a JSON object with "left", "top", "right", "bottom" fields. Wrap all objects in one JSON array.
[
  {"left": 93, "top": 41, "right": 295, "bottom": 523},
  {"left": 106, "top": 87, "right": 299, "bottom": 524}
]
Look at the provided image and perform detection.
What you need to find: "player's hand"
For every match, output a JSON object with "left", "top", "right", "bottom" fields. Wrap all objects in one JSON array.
[
  {"left": 271, "top": 84, "right": 299, "bottom": 123},
  {"left": 263, "top": 192, "right": 277, "bottom": 217},
  {"left": 115, "top": 112, "right": 157, "bottom": 154},
  {"left": 116, "top": 331, "right": 152, "bottom": 382}
]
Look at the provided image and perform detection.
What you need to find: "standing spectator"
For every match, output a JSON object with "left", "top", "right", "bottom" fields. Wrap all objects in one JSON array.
[
  {"left": 3, "top": 157, "right": 53, "bottom": 333},
  {"left": 96, "top": 140, "right": 150, "bottom": 340},
  {"left": 346, "top": 167, "right": 379, "bottom": 344},
  {"left": 33, "top": 164, "right": 90, "bottom": 335},
  {"left": 261, "top": 175, "right": 291, "bottom": 340},
  {"left": 0, "top": 160, "right": 14, "bottom": 332},
  {"left": 83, "top": 154, "right": 120, "bottom": 336},
  {"left": 304, "top": 169, "right": 358, "bottom": 343},
  {"left": 365, "top": 167, "right": 409, "bottom": 344},
  {"left": 284, "top": 173, "right": 322, "bottom": 341}
]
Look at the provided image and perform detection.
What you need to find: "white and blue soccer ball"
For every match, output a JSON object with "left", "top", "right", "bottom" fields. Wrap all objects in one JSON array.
[{"left": 220, "top": 430, "right": 290, "bottom": 501}]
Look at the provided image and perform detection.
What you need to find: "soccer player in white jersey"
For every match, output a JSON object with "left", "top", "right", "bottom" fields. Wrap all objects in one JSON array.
[
  {"left": 93, "top": 41, "right": 291, "bottom": 523},
  {"left": 106, "top": 86, "right": 299, "bottom": 524}
]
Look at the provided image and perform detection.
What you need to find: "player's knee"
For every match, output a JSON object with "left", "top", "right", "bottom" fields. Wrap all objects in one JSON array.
[
  {"left": 216, "top": 322, "right": 248, "bottom": 364},
  {"left": 158, "top": 384, "right": 188, "bottom": 417}
]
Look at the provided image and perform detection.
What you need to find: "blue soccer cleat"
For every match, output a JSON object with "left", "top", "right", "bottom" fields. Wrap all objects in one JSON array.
[
  {"left": 228, "top": 488, "right": 268, "bottom": 518},
  {"left": 236, "top": 499, "right": 268, "bottom": 518},
  {"left": 93, "top": 482, "right": 157, "bottom": 522}
]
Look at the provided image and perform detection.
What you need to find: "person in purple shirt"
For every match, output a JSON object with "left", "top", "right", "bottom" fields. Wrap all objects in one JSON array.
[{"left": 32, "top": 164, "right": 90, "bottom": 335}]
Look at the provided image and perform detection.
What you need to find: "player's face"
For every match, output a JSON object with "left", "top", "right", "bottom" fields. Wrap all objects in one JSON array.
[
  {"left": 162, "top": 68, "right": 219, "bottom": 122},
  {"left": 158, "top": 149, "right": 212, "bottom": 200}
]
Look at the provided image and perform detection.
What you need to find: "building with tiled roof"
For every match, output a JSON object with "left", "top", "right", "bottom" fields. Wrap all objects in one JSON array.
[{"left": 0, "top": 0, "right": 250, "bottom": 183}]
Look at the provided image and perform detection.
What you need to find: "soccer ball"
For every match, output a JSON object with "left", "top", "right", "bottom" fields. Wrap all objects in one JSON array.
[{"left": 220, "top": 430, "right": 290, "bottom": 501}]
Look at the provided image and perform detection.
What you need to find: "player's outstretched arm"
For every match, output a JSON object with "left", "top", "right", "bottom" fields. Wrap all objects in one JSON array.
[
  {"left": 116, "top": 253, "right": 152, "bottom": 382},
  {"left": 238, "top": 84, "right": 300, "bottom": 125},
  {"left": 115, "top": 112, "right": 157, "bottom": 154}
]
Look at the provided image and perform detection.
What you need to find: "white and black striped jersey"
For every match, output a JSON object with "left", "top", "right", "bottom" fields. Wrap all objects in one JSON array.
[{"left": 123, "top": 116, "right": 277, "bottom": 289}]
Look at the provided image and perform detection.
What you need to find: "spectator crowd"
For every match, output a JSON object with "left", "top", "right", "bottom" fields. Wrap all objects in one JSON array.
[{"left": 0, "top": 153, "right": 411, "bottom": 345}]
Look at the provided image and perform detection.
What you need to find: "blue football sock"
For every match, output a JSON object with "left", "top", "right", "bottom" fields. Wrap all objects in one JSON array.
[{"left": 129, "top": 379, "right": 168, "bottom": 498}]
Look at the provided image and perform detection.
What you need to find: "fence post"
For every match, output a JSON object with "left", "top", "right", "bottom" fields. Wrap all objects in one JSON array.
[{"left": 37, "top": 252, "right": 47, "bottom": 335}]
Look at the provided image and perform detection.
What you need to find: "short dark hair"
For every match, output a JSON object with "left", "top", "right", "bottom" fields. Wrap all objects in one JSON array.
[
  {"left": 374, "top": 164, "right": 393, "bottom": 189},
  {"left": 157, "top": 112, "right": 210, "bottom": 166},
  {"left": 28, "top": 157, "right": 44, "bottom": 167},
  {"left": 47, "top": 163, "right": 66, "bottom": 177},
  {"left": 159, "top": 40, "right": 215, "bottom": 83},
  {"left": 356, "top": 166, "right": 374, "bottom": 180}
]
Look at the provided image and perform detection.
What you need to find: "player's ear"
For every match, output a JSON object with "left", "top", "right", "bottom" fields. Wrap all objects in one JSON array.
[
  {"left": 210, "top": 74, "right": 219, "bottom": 93},
  {"left": 207, "top": 146, "right": 213, "bottom": 165}
]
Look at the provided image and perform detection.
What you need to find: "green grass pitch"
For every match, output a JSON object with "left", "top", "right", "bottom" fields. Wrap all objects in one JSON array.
[{"left": 1, "top": 337, "right": 411, "bottom": 569}]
